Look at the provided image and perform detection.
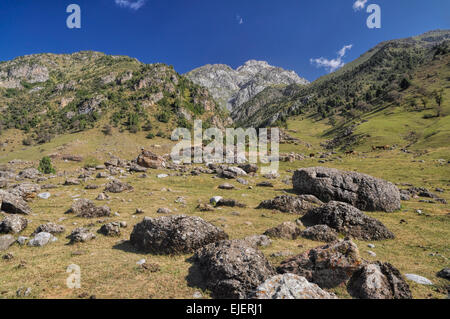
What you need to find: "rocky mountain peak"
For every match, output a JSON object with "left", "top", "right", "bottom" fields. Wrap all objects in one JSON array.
[{"left": 186, "top": 60, "right": 308, "bottom": 111}]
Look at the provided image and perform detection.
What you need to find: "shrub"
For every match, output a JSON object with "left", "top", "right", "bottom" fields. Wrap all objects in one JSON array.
[
  {"left": 146, "top": 133, "right": 155, "bottom": 139},
  {"left": 38, "top": 156, "right": 56, "bottom": 174}
]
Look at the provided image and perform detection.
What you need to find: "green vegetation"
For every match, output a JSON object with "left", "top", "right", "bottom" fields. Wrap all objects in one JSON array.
[{"left": 37, "top": 156, "right": 56, "bottom": 174}]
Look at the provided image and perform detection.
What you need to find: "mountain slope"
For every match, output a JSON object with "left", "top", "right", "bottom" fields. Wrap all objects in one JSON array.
[
  {"left": 0, "top": 51, "right": 226, "bottom": 145},
  {"left": 232, "top": 30, "right": 450, "bottom": 151},
  {"left": 185, "top": 60, "right": 308, "bottom": 111}
]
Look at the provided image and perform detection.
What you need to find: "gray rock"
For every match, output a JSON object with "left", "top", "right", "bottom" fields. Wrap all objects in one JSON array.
[
  {"left": 348, "top": 262, "right": 412, "bottom": 299},
  {"left": 99, "top": 222, "right": 122, "bottom": 237},
  {"left": 0, "top": 215, "right": 28, "bottom": 234},
  {"left": 253, "top": 274, "right": 337, "bottom": 299},
  {"left": 28, "top": 232, "right": 57, "bottom": 247},
  {"left": 32, "top": 223, "right": 65, "bottom": 236},
  {"left": 257, "top": 195, "right": 316, "bottom": 214},
  {"left": 437, "top": 268, "right": 450, "bottom": 280},
  {"left": 0, "top": 234, "right": 16, "bottom": 251},
  {"left": 67, "top": 227, "right": 96, "bottom": 244},
  {"left": 301, "top": 225, "right": 338, "bottom": 242},
  {"left": 17, "top": 236, "right": 28, "bottom": 245},
  {"left": 219, "top": 183, "right": 235, "bottom": 190},
  {"left": 192, "top": 239, "right": 275, "bottom": 299},
  {"left": 157, "top": 207, "right": 172, "bottom": 214},
  {"left": 104, "top": 179, "right": 133, "bottom": 193},
  {"left": 130, "top": 215, "right": 228, "bottom": 254},
  {"left": 0, "top": 190, "right": 31, "bottom": 214},
  {"left": 241, "top": 235, "right": 272, "bottom": 248},
  {"left": 277, "top": 239, "right": 362, "bottom": 289},
  {"left": 66, "top": 198, "right": 111, "bottom": 218},
  {"left": 301, "top": 201, "right": 395, "bottom": 241},
  {"left": 263, "top": 221, "right": 301, "bottom": 240},
  {"left": 404, "top": 274, "right": 433, "bottom": 285},
  {"left": 293, "top": 167, "right": 401, "bottom": 212}
]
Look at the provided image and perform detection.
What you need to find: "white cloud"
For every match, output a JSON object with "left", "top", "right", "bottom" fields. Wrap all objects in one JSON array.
[
  {"left": 115, "top": 0, "right": 146, "bottom": 10},
  {"left": 310, "top": 44, "right": 353, "bottom": 73}
]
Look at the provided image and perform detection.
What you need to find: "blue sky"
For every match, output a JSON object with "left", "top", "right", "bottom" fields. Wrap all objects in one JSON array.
[{"left": 0, "top": 0, "right": 449, "bottom": 81}]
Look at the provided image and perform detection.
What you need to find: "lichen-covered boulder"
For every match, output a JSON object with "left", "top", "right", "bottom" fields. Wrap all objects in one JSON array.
[{"left": 293, "top": 167, "right": 401, "bottom": 212}]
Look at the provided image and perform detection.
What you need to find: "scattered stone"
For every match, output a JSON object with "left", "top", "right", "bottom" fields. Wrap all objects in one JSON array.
[
  {"left": 2, "top": 252, "right": 14, "bottom": 260},
  {"left": 210, "top": 196, "right": 223, "bottom": 205},
  {"left": 174, "top": 196, "right": 187, "bottom": 205},
  {"left": 64, "top": 178, "right": 80, "bottom": 186},
  {"left": 130, "top": 215, "right": 228, "bottom": 254},
  {"left": 368, "top": 244, "right": 375, "bottom": 249},
  {"left": 157, "top": 174, "right": 169, "bottom": 179},
  {"left": 157, "top": 207, "right": 172, "bottom": 214},
  {"left": 31, "top": 223, "right": 65, "bottom": 236},
  {"left": 437, "top": 268, "right": 450, "bottom": 280},
  {"left": 96, "top": 172, "right": 109, "bottom": 179},
  {"left": 96, "top": 192, "right": 109, "bottom": 201},
  {"left": 0, "top": 215, "right": 28, "bottom": 234},
  {"left": 67, "top": 198, "right": 111, "bottom": 218},
  {"left": 347, "top": 262, "right": 412, "bottom": 299},
  {"left": 192, "top": 240, "right": 275, "bottom": 299},
  {"left": 16, "top": 287, "right": 32, "bottom": 297},
  {"left": 236, "top": 178, "right": 248, "bottom": 185},
  {"left": 292, "top": 167, "right": 401, "bottom": 212},
  {"left": 216, "top": 198, "right": 246, "bottom": 208},
  {"left": 135, "top": 208, "right": 145, "bottom": 215},
  {"left": 256, "top": 181, "right": 273, "bottom": 187},
  {"left": 277, "top": 239, "right": 362, "bottom": 288},
  {"left": 196, "top": 204, "right": 214, "bottom": 212},
  {"left": 67, "top": 228, "right": 96, "bottom": 244},
  {"left": 271, "top": 251, "right": 294, "bottom": 258},
  {"left": 238, "top": 164, "right": 258, "bottom": 174},
  {"left": 85, "top": 184, "right": 99, "bottom": 190},
  {"left": 37, "top": 192, "right": 51, "bottom": 199},
  {"left": 104, "top": 179, "right": 133, "bottom": 193},
  {"left": 99, "top": 222, "right": 123, "bottom": 237},
  {"left": 367, "top": 251, "right": 377, "bottom": 257},
  {"left": 28, "top": 232, "right": 57, "bottom": 247},
  {"left": 18, "top": 168, "right": 41, "bottom": 179},
  {"left": 140, "top": 262, "right": 161, "bottom": 272},
  {"left": 0, "top": 190, "right": 31, "bottom": 214},
  {"left": 404, "top": 274, "right": 433, "bottom": 285},
  {"left": 263, "top": 221, "right": 301, "bottom": 240},
  {"left": 253, "top": 274, "right": 337, "bottom": 299},
  {"left": 0, "top": 235, "right": 16, "bottom": 251},
  {"left": 300, "top": 225, "right": 338, "bottom": 243},
  {"left": 301, "top": 201, "right": 395, "bottom": 241},
  {"left": 219, "top": 183, "right": 235, "bottom": 190},
  {"left": 257, "top": 195, "right": 315, "bottom": 214},
  {"left": 17, "top": 236, "right": 28, "bottom": 246}
]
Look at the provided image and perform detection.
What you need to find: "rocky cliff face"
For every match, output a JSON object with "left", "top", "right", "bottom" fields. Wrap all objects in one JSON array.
[{"left": 185, "top": 60, "right": 308, "bottom": 111}]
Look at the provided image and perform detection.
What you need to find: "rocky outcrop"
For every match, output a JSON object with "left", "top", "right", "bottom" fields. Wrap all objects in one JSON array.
[
  {"left": 130, "top": 215, "right": 228, "bottom": 254},
  {"left": 104, "top": 179, "right": 133, "bottom": 193},
  {"left": 136, "top": 149, "right": 166, "bottom": 169},
  {"left": 192, "top": 240, "right": 275, "bottom": 298},
  {"left": 293, "top": 167, "right": 401, "bottom": 212},
  {"left": 253, "top": 274, "right": 337, "bottom": 299},
  {"left": 0, "top": 190, "right": 31, "bottom": 215},
  {"left": 277, "top": 239, "right": 362, "bottom": 288},
  {"left": 31, "top": 223, "right": 65, "bottom": 236},
  {"left": 301, "top": 201, "right": 395, "bottom": 241},
  {"left": 28, "top": 232, "right": 57, "bottom": 247},
  {"left": 67, "top": 228, "right": 96, "bottom": 244},
  {"left": 347, "top": 262, "right": 412, "bottom": 299},
  {"left": 186, "top": 60, "right": 308, "bottom": 111},
  {"left": 66, "top": 198, "right": 111, "bottom": 218}
]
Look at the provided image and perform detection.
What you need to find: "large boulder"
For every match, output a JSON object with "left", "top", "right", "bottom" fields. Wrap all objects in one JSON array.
[
  {"left": 0, "top": 190, "right": 31, "bottom": 215},
  {"left": 28, "top": 232, "right": 57, "bottom": 247},
  {"left": 300, "top": 225, "right": 338, "bottom": 243},
  {"left": 253, "top": 274, "right": 337, "bottom": 299},
  {"left": 130, "top": 215, "right": 228, "bottom": 254},
  {"left": 66, "top": 198, "right": 111, "bottom": 218},
  {"left": 263, "top": 222, "right": 301, "bottom": 240},
  {"left": 347, "top": 262, "right": 412, "bottom": 299},
  {"left": 136, "top": 150, "right": 166, "bottom": 169},
  {"left": 301, "top": 201, "right": 395, "bottom": 241},
  {"left": 104, "top": 179, "right": 133, "bottom": 193},
  {"left": 257, "top": 195, "right": 316, "bottom": 214},
  {"left": 277, "top": 239, "right": 362, "bottom": 289},
  {"left": 31, "top": 223, "right": 65, "bottom": 236},
  {"left": 8, "top": 183, "right": 41, "bottom": 199},
  {"left": 292, "top": 167, "right": 401, "bottom": 212},
  {"left": 0, "top": 215, "right": 28, "bottom": 234},
  {"left": 192, "top": 240, "right": 275, "bottom": 299}
]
